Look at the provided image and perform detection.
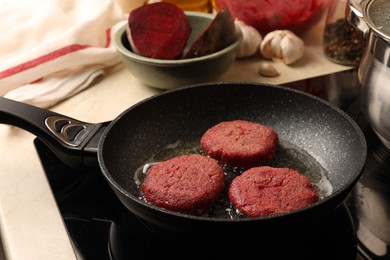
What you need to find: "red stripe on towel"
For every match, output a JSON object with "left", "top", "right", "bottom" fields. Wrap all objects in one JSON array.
[
  {"left": 0, "top": 44, "right": 91, "bottom": 80},
  {"left": 105, "top": 28, "right": 111, "bottom": 48}
]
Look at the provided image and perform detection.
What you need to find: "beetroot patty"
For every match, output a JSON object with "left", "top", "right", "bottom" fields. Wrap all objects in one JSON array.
[
  {"left": 200, "top": 120, "right": 278, "bottom": 168},
  {"left": 141, "top": 154, "right": 224, "bottom": 212},
  {"left": 229, "top": 166, "right": 319, "bottom": 217}
]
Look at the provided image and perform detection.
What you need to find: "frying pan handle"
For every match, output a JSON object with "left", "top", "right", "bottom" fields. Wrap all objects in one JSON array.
[{"left": 0, "top": 97, "right": 105, "bottom": 170}]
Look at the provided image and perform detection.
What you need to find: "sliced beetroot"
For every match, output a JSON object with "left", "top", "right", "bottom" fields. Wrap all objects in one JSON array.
[
  {"left": 127, "top": 2, "right": 191, "bottom": 59},
  {"left": 182, "top": 8, "right": 236, "bottom": 59}
]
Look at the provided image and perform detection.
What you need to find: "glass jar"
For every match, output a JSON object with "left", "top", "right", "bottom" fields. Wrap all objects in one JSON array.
[
  {"left": 323, "top": 0, "right": 366, "bottom": 66},
  {"left": 115, "top": 0, "right": 145, "bottom": 13},
  {"left": 148, "top": 0, "right": 212, "bottom": 13}
]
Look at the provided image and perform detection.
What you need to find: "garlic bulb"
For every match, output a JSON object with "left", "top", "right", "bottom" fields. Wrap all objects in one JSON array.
[
  {"left": 235, "top": 20, "right": 262, "bottom": 58},
  {"left": 260, "top": 30, "right": 304, "bottom": 65}
]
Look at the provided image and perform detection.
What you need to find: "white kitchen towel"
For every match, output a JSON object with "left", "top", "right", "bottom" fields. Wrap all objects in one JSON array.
[{"left": 0, "top": 0, "right": 126, "bottom": 108}]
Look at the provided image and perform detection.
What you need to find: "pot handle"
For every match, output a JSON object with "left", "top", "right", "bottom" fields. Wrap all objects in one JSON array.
[
  {"left": 0, "top": 97, "right": 105, "bottom": 169},
  {"left": 347, "top": 0, "right": 369, "bottom": 34}
]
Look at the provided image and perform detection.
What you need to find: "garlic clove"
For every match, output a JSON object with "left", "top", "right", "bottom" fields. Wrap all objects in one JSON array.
[
  {"left": 279, "top": 31, "right": 305, "bottom": 65},
  {"left": 258, "top": 60, "right": 279, "bottom": 77},
  {"left": 259, "top": 31, "right": 276, "bottom": 60},
  {"left": 270, "top": 33, "right": 283, "bottom": 58},
  {"left": 235, "top": 20, "right": 262, "bottom": 58}
]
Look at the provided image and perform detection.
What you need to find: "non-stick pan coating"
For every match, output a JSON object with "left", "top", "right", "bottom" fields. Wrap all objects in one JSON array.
[{"left": 98, "top": 82, "right": 366, "bottom": 240}]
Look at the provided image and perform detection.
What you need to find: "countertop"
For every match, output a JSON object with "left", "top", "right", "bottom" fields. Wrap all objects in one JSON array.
[{"left": 0, "top": 14, "right": 353, "bottom": 260}]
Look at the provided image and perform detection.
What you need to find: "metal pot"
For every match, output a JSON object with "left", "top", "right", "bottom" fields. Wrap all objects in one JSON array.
[{"left": 347, "top": 0, "right": 390, "bottom": 148}]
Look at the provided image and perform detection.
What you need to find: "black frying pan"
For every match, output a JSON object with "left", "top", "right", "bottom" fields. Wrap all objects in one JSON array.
[{"left": 0, "top": 82, "right": 367, "bottom": 245}]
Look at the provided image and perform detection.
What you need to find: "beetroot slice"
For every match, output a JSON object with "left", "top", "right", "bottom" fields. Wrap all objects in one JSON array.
[
  {"left": 127, "top": 2, "right": 191, "bottom": 59},
  {"left": 182, "top": 8, "right": 236, "bottom": 59}
]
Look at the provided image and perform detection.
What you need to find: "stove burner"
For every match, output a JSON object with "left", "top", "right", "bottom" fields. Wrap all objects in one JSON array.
[
  {"left": 34, "top": 138, "right": 359, "bottom": 259},
  {"left": 108, "top": 205, "right": 357, "bottom": 259},
  {"left": 346, "top": 101, "right": 390, "bottom": 260}
]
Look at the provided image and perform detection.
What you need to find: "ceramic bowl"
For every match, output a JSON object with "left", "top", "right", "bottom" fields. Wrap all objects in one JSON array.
[{"left": 113, "top": 11, "right": 242, "bottom": 90}]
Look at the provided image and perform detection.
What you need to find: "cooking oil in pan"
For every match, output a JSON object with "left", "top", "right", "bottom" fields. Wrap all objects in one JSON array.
[
  {"left": 134, "top": 139, "right": 333, "bottom": 219},
  {"left": 268, "top": 140, "right": 333, "bottom": 199}
]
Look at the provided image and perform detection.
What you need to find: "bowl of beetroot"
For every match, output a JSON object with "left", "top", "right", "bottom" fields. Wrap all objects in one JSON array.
[{"left": 114, "top": 3, "right": 242, "bottom": 90}]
